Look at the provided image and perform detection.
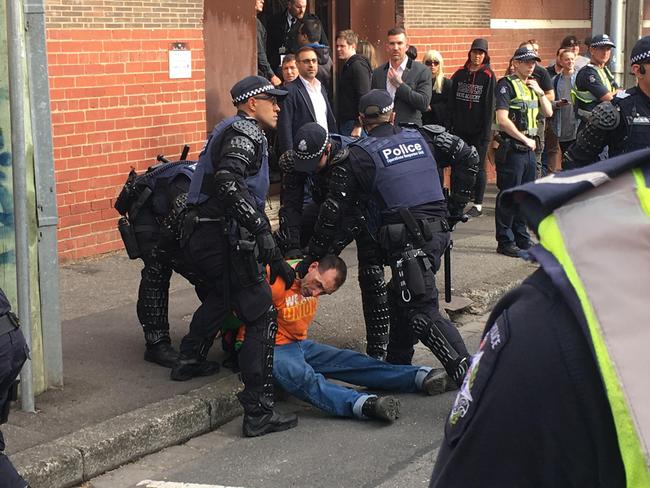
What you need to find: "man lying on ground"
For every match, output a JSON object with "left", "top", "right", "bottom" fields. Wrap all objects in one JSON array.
[{"left": 239, "top": 255, "right": 451, "bottom": 422}]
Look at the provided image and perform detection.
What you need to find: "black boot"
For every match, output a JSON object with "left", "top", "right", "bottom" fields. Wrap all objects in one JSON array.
[
  {"left": 448, "top": 356, "right": 470, "bottom": 388},
  {"left": 361, "top": 395, "right": 401, "bottom": 422},
  {"left": 143, "top": 329, "right": 178, "bottom": 368},
  {"left": 242, "top": 408, "right": 298, "bottom": 437},
  {"left": 170, "top": 354, "right": 220, "bottom": 381}
]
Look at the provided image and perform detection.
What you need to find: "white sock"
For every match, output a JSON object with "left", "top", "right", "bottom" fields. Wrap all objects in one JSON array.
[{"left": 474, "top": 204, "right": 482, "bottom": 211}]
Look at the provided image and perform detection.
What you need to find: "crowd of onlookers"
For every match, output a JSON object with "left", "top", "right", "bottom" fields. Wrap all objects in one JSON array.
[{"left": 255, "top": 1, "right": 622, "bottom": 218}]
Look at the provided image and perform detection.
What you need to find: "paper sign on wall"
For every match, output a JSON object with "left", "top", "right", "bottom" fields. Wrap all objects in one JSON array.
[{"left": 169, "top": 43, "right": 191, "bottom": 79}]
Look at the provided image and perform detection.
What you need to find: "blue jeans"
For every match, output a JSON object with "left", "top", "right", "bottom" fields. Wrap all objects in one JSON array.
[
  {"left": 494, "top": 147, "right": 536, "bottom": 245},
  {"left": 273, "top": 340, "right": 430, "bottom": 418}
]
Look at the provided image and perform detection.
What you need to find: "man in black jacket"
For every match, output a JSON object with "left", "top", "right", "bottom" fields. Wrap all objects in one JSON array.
[
  {"left": 449, "top": 38, "right": 495, "bottom": 218},
  {"left": 335, "top": 29, "right": 371, "bottom": 136},
  {"left": 296, "top": 18, "right": 333, "bottom": 93},
  {"left": 266, "top": 0, "right": 328, "bottom": 77},
  {"left": 256, "top": 0, "right": 281, "bottom": 86},
  {"left": 371, "top": 27, "right": 432, "bottom": 127}
]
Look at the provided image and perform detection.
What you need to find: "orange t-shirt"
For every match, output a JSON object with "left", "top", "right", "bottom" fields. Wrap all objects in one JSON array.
[
  {"left": 270, "top": 274, "right": 318, "bottom": 345},
  {"left": 235, "top": 270, "right": 319, "bottom": 345}
]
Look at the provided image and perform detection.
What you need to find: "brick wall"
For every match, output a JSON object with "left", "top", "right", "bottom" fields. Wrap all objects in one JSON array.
[
  {"left": 46, "top": 0, "right": 207, "bottom": 261},
  {"left": 400, "top": 0, "right": 490, "bottom": 28}
]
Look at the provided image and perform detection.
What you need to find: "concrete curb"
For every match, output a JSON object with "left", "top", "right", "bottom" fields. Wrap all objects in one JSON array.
[{"left": 13, "top": 375, "right": 243, "bottom": 488}]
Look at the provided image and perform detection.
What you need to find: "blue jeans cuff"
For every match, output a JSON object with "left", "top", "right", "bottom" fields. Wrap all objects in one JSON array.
[
  {"left": 415, "top": 367, "right": 432, "bottom": 391},
  {"left": 353, "top": 394, "right": 374, "bottom": 419}
]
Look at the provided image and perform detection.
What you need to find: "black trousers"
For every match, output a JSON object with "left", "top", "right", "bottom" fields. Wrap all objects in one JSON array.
[
  {"left": 180, "top": 224, "right": 273, "bottom": 410},
  {"left": 385, "top": 232, "right": 469, "bottom": 366},
  {"left": 0, "top": 327, "right": 28, "bottom": 488},
  {"left": 455, "top": 131, "right": 490, "bottom": 205}
]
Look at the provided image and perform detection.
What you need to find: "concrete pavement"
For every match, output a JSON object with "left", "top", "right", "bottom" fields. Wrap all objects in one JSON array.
[{"left": 5, "top": 187, "right": 537, "bottom": 487}]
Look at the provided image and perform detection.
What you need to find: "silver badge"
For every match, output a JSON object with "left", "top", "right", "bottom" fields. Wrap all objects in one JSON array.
[{"left": 298, "top": 139, "right": 308, "bottom": 152}]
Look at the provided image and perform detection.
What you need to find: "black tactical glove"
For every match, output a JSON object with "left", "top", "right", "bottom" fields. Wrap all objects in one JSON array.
[
  {"left": 295, "top": 255, "right": 316, "bottom": 278},
  {"left": 255, "top": 231, "right": 277, "bottom": 266},
  {"left": 278, "top": 149, "right": 295, "bottom": 173},
  {"left": 269, "top": 255, "right": 296, "bottom": 289},
  {"left": 284, "top": 248, "right": 304, "bottom": 260}
]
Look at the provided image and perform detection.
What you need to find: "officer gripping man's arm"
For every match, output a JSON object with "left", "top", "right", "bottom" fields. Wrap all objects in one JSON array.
[{"left": 275, "top": 150, "right": 309, "bottom": 259}]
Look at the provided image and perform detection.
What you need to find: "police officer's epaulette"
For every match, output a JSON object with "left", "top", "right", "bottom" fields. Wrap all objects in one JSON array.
[
  {"left": 330, "top": 147, "right": 350, "bottom": 166},
  {"left": 420, "top": 124, "right": 446, "bottom": 137},
  {"left": 231, "top": 119, "right": 264, "bottom": 145}
]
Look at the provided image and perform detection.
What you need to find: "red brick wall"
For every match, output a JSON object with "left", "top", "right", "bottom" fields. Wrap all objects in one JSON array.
[{"left": 46, "top": 1, "right": 207, "bottom": 261}]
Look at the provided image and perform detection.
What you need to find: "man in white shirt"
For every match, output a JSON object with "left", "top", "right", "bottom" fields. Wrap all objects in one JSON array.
[
  {"left": 371, "top": 27, "right": 432, "bottom": 126},
  {"left": 278, "top": 46, "right": 337, "bottom": 154}
]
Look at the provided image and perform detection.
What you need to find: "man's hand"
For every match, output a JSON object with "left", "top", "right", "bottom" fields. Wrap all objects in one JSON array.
[
  {"left": 255, "top": 231, "right": 277, "bottom": 266},
  {"left": 525, "top": 79, "right": 545, "bottom": 97},
  {"left": 351, "top": 126, "right": 362, "bottom": 138},
  {"left": 269, "top": 257, "right": 296, "bottom": 290},
  {"left": 270, "top": 75, "right": 282, "bottom": 87},
  {"left": 278, "top": 150, "right": 295, "bottom": 173},
  {"left": 388, "top": 67, "right": 403, "bottom": 88},
  {"left": 523, "top": 137, "right": 537, "bottom": 151},
  {"left": 295, "top": 255, "right": 315, "bottom": 278}
]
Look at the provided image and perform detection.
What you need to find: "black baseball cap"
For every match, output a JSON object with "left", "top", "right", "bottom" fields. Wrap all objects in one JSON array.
[
  {"left": 293, "top": 122, "right": 329, "bottom": 173},
  {"left": 590, "top": 34, "right": 616, "bottom": 48},
  {"left": 512, "top": 47, "right": 541, "bottom": 62},
  {"left": 630, "top": 36, "right": 650, "bottom": 64},
  {"left": 230, "top": 75, "right": 287, "bottom": 105},
  {"left": 470, "top": 38, "right": 489, "bottom": 53},
  {"left": 359, "top": 89, "right": 394, "bottom": 117}
]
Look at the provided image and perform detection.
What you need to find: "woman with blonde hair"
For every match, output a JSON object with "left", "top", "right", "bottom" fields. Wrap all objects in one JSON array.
[
  {"left": 422, "top": 49, "right": 452, "bottom": 127},
  {"left": 357, "top": 39, "right": 379, "bottom": 70}
]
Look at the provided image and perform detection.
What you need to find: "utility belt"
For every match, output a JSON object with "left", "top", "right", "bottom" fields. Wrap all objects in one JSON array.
[
  {"left": 0, "top": 311, "right": 19, "bottom": 336},
  {"left": 495, "top": 135, "right": 532, "bottom": 164},
  {"left": 379, "top": 208, "right": 445, "bottom": 303}
]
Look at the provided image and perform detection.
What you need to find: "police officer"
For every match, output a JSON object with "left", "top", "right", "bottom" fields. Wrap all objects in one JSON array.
[
  {"left": 494, "top": 46, "right": 553, "bottom": 257},
  {"left": 278, "top": 123, "right": 390, "bottom": 359},
  {"left": 572, "top": 34, "right": 620, "bottom": 128},
  {"left": 430, "top": 148, "right": 650, "bottom": 487},
  {"left": 564, "top": 36, "right": 650, "bottom": 169},
  {"left": 115, "top": 159, "right": 197, "bottom": 367},
  {"left": 296, "top": 90, "right": 478, "bottom": 386},
  {"left": 172, "top": 76, "right": 298, "bottom": 437},
  {"left": 0, "top": 288, "right": 29, "bottom": 488}
]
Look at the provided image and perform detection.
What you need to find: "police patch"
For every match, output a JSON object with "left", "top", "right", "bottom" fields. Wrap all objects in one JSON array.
[
  {"left": 445, "top": 313, "right": 510, "bottom": 447},
  {"left": 589, "top": 74, "right": 597, "bottom": 84},
  {"left": 379, "top": 141, "right": 427, "bottom": 166},
  {"left": 500, "top": 86, "right": 507, "bottom": 94}
]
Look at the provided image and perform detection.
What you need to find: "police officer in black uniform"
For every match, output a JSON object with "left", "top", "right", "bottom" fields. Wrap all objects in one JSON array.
[
  {"left": 429, "top": 148, "right": 650, "bottom": 488},
  {"left": 564, "top": 36, "right": 650, "bottom": 169},
  {"left": 171, "top": 76, "right": 298, "bottom": 437},
  {"left": 296, "top": 90, "right": 478, "bottom": 386},
  {"left": 115, "top": 159, "right": 198, "bottom": 367},
  {"left": 276, "top": 124, "right": 392, "bottom": 359},
  {"left": 0, "top": 288, "right": 29, "bottom": 488}
]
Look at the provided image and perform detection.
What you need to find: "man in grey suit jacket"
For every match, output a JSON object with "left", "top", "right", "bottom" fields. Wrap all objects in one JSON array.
[{"left": 371, "top": 27, "right": 432, "bottom": 126}]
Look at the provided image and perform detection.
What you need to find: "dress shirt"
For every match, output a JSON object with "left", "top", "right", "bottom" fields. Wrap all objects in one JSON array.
[
  {"left": 300, "top": 76, "right": 329, "bottom": 130},
  {"left": 386, "top": 56, "right": 409, "bottom": 100}
]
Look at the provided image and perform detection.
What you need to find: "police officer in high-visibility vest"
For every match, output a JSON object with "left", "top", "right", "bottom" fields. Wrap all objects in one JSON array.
[
  {"left": 295, "top": 90, "right": 477, "bottom": 387},
  {"left": 564, "top": 36, "right": 650, "bottom": 170},
  {"left": 493, "top": 46, "right": 553, "bottom": 257},
  {"left": 430, "top": 148, "right": 650, "bottom": 488},
  {"left": 572, "top": 34, "right": 620, "bottom": 128},
  {"left": 0, "top": 288, "right": 28, "bottom": 488}
]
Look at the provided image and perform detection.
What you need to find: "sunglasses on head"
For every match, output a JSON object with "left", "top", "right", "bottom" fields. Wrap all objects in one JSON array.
[{"left": 425, "top": 59, "right": 440, "bottom": 67}]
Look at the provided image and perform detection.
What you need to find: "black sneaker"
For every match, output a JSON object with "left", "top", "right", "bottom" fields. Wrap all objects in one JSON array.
[
  {"left": 516, "top": 239, "right": 533, "bottom": 250},
  {"left": 496, "top": 242, "right": 521, "bottom": 258},
  {"left": 144, "top": 342, "right": 179, "bottom": 368},
  {"left": 421, "top": 369, "right": 455, "bottom": 395},
  {"left": 361, "top": 395, "right": 401, "bottom": 422},
  {"left": 466, "top": 206, "right": 483, "bottom": 218},
  {"left": 170, "top": 357, "right": 220, "bottom": 381},
  {"left": 243, "top": 409, "right": 298, "bottom": 437}
]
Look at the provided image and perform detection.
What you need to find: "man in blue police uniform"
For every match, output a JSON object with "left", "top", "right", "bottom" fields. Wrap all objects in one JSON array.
[
  {"left": 572, "top": 34, "right": 620, "bottom": 128},
  {"left": 115, "top": 159, "right": 199, "bottom": 367},
  {"left": 275, "top": 124, "right": 393, "bottom": 359},
  {"left": 295, "top": 90, "right": 479, "bottom": 387},
  {"left": 171, "top": 75, "right": 298, "bottom": 437},
  {"left": 494, "top": 46, "right": 553, "bottom": 257},
  {"left": 430, "top": 147, "right": 650, "bottom": 487},
  {"left": 0, "top": 288, "right": 29, "bottom": 488},
  {"left": 564, "top": 36, "right": 650, "bottom": 169}
]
